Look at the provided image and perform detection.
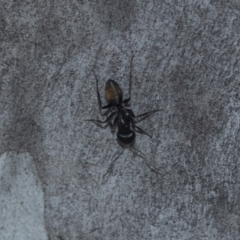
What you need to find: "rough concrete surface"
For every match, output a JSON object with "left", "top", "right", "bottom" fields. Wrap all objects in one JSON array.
[
  {"left": 0, "top": 1, "right": 239, "bottom": 239},
  {"left": 0, "top": 152, "right": 48, "bottom": 240}
]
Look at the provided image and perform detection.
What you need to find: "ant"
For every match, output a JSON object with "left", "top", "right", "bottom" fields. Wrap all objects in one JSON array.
[{"left": 86, "top": 56, "right": 163, "bottom": 181}]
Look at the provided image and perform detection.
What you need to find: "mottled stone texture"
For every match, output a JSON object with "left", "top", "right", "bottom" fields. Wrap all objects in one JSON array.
[
  {"left": 0, "top": 1, "right": 239, "bottom": 239},
  {"left": 0, "top": 152, "right": 47, "bottom": 240}
]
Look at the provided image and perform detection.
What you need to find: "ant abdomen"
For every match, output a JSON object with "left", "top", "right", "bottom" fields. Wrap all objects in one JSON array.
[{"left": 117, "top": 131, "right": 135, "bottom": 145}]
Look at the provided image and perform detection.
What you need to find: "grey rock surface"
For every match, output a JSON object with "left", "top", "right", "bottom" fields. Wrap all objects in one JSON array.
[
  {"left": 0, "top": 1, "right": 239, "bottom": 239},
  {"left": 0, "top": 152, "right": 47, "bottom": 240}
]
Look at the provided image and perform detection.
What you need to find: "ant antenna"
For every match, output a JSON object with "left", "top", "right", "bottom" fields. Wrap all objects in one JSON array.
[{"left": 128, "top": 55, "right": 134, "bottom": 100}]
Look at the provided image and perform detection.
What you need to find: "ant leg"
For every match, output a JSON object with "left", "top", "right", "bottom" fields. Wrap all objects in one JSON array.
[
  {"left": 130, "top": 146, "right": 160, "bottom": 174},
  {"left": 136, "top": 109, "right": 164, "bottom": 123},
  {"left": 134, "top": 125, "right": 152, "bottom": 138},
  {"left": 135, "top": 109, "right": 160, "bottom": 118},
  {"left": 126, "top": 109, "right": 162, "bottom": 123},
  {"left": 102, "top": 147, "right": 124, "bottom": 183},
  {"left": 131, "top": 146, "right": 180, "bottom": 177},
  {"left": 123, "top": 98, "right": 130, "bottom": 104},
  {"left": 102, "top": 103, "right": 112, "bottom": 109},
  {"left": 92, "top": 70, "right": 112, "bottom": 115},
  {"left": 160, "top": 161, "right": 180, "bottom": 178},
  {"left": 85, "top": 111, "right": 116, "bottom": 125},
  {"left": 123, "top": 55, "right": 134, "bottom": 104},
  {"left": 129, "top": 112, "right": 152, "bottom": 138}
]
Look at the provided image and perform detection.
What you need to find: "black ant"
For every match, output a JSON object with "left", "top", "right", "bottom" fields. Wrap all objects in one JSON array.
[{"left": 86, "top": 56, "right": 163, "bottom": 181}]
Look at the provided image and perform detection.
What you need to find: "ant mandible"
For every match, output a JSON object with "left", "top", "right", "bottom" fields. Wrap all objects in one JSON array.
[{"left": 87, "top": 56, "right": 162, "bottom": 180}]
